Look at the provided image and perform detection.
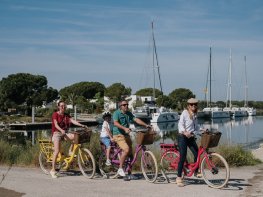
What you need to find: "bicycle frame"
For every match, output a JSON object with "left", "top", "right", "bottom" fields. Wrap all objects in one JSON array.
[
  {"left": 106, "top": 143, "right": 147, "bottom": 173},
  {"left": 182, "top": 146, "right": 207, "bottom": 177},
  {"left": 161, "top": 143, "right": 213, "bottom": 177},
  {"left": 39, "top": 139, "right": 80, "bottom": 170}
]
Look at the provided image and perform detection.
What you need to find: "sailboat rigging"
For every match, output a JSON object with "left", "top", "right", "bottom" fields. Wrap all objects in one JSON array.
[
  {"left": 241, "top": 56, "right": 256, "bottom": 116},
  {"left": 223, "top": 49, "right": 247, "bottom": 117},
  {"left": 198, "top": 47, "right": 230, "bottom": 119},
  {"left": 133, "top": 21, "right": 179, "bottom": 123}
]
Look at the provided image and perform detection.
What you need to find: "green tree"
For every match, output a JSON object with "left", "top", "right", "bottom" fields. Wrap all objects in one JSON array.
[
  {"left": 59, "top": 82, "right": 105, "bottom": 113},
  {"left": 156, "top": 95, "right": 174, "bottom": 108},
  {"left": 105, "top": 83, "right": 131, "bottom": 102},
  {"left": 135, "top": 88, "right": 162, "bottom": 97},
  {"left": 0, "top": 73, "right": 58, "bottom": 114},
  {"left": 169, "top": 88, "right": 195, "bottom": 111},
  {"left": 59, "top": 81, "right": 105, "bottom": 101}
]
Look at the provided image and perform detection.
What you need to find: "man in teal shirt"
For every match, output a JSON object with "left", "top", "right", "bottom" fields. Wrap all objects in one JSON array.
[{"left": 113, "top": 100, "right": 150, "bottom": 179}]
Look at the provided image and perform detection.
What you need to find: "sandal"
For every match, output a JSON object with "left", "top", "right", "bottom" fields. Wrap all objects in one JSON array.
[
  {"left": 176, "top": 178, "right": 185, "bottom": 187},
  {"left": 194, "top": 172, "right": 202, "bottom": 178}
]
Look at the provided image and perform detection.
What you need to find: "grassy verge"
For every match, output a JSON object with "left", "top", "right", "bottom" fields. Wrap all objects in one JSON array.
[{"left": 0, "top": 135, "right": 261, "bottom": 168}]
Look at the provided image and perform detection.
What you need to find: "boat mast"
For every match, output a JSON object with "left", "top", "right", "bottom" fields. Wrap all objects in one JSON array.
[
  {"left": 226, "top": 49, "right": 232, "bottom": 108},
  {"left": 244, "top": 56, "right": 248, "bottom": 107},
  {"left": 209, "top": 47, "right": 212, "bottom": 107},
  {"left": 229, "top": 49, "right": 232, "bottom": 108},
  {"left": 151, "top": 21, "right": 163, "bottom": 97}
]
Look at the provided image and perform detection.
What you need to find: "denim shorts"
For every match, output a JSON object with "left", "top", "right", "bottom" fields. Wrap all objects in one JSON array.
[{"left": 101, "top": 137, "right": 111, "bottom": 148}]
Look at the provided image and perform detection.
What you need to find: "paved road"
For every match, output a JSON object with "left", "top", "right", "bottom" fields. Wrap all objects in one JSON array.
[{"left": 0, "top": 163, "right": 263, "bottom": 197}]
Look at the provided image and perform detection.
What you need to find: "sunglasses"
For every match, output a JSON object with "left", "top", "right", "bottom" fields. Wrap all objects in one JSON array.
[
  {"left": 189, "top": 103, "right": 198, "bottom": 106},
  {"left": 121, "top": 104, "right": 128, "bottom": 107}
]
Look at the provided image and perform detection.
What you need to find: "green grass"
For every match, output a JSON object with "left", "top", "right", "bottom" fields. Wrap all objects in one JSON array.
[
  {"left": 0, "top": 135, "right": 261, "bottom": 169},
  {"left": 216, "top": 144, "right": 262, "bottom": 166}
]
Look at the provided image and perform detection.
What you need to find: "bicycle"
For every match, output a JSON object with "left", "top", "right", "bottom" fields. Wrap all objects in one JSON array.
[
  {"left": 38, "top": 128, "right": 96, "bottom": 179},
  {"left": 98, "top": 128, "right": 158, "bottom": 183},
  {"left": 160, "top": 131, "right": 230, "bottom": 189}
]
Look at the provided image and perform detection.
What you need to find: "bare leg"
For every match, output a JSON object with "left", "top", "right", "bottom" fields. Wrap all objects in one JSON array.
[
  {"left": 65, "top": 133, "right": 75, "bottom": 155},
  {"left": 106, "top": 147, "right": 111, "bottom": 161},
  {"left": 119, "top": 149, "right": 129, "bottom": 169},
  {"left": 52, "top": 138, "right": 60, "bottom": 172}
]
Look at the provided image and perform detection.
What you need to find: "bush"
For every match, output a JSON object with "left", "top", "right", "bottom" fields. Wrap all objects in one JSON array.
[{"left": 217, "top": 145, "right": 262, "bottom": 167}]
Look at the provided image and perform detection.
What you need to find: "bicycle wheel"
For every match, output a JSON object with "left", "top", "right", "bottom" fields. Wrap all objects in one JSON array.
[
  {"left": 160, "top": 151, "right": 179, "bottom": 183},
  {"left": 201, "top": 152, "right": 230, "bottom": 189},
  {"left": 78, "top": 148, "right": 96, "bottom": 179},
  {"left": 141, "top": 150, "right": 158, "bottom": 183},
  {"left": 98, "top": 153, "right": 119, "bottom": 179},
  {"left": 39, "top": 151, "right": 53, "bottom": 175}
]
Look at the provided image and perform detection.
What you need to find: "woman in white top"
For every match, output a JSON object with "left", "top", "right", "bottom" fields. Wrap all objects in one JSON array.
[
  {"left": 176, "top": 98, "right": 203, "bottom": 187},
  {"left": 100, "top": 112, "right": 114, "bottom": 166}
]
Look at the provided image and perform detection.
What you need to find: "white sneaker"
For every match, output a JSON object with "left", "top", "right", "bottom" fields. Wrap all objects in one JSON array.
[
  {"left": 117, "top": 168, "right": 126, "bottom": 177},
  {"left": 105, "top": 159, "right": 111, "bottom": 166},
  {"left": 50, "top": 170, "right": 58, "bottom": 178}
]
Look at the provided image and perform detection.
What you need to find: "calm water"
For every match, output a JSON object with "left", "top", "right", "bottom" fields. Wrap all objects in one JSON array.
[
  {"left": 5, "top": 116, "right": 263, "bottom": 150},
  {"left": 152, "top": 116, "right": 263, "bottom": 149}
]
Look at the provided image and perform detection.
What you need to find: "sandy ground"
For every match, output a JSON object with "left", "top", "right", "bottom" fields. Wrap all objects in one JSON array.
[{"left": 0, "top": 148, "right": 262, "bottom": 197}]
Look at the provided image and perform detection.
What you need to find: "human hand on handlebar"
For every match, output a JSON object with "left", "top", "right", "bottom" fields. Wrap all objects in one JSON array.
[
  {"left": 146, "top": 124, "right": 152, "bottom": 129},
  {"left": 124, "top": 127, "right": 131, "bottom": 133}
]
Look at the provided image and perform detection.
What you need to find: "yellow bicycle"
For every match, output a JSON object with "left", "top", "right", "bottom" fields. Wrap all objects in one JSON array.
[{"left": 38, "top": 129, "right": 95, "bottom": 178}]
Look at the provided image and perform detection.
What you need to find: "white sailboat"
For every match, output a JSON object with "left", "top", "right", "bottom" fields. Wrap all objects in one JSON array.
[
  {"left": 197, "top": 47, "right": 230, "bottom": 119},
  {"left": 133, "top": 22, "right": 179, "bottom": 123},
  {"left": 223, "top": 49, "right": 247, "bottom": 118},
  {"left": 240, "top": 56, "right": 256, "bottom": 116}
]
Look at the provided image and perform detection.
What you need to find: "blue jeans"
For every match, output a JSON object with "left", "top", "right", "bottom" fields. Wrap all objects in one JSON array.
[{"left": 177, "top": 134, "right": 198, "bottom": 177}]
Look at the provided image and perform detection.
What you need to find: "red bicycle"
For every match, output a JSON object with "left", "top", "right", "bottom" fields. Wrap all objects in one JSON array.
[{"left": 160, "top": 132, "right": 230, "bottom": 189}]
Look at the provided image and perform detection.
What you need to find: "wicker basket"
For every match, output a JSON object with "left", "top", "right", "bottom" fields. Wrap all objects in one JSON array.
[
  {"left": 73, "top": 129, "right": 92, "bottom": 144},
  {"left": 136, "top": 129, "right": 156, "bottom": 145},
  {"left": 201, "top": 132, "right": 221, "bottom": 148}
]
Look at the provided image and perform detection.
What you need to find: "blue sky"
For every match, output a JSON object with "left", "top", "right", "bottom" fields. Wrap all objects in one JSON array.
[{"left": 0, "top": 0, "right": 263, "bottom": 101}]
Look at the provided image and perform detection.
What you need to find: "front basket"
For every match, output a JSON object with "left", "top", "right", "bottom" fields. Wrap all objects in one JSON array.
[
  {"left": 136, "top": 129, "right": 156, "bottom": 145},
  {"left": 201, "top": 132, "right": 222, "bottom": 148},
  {"left": 73, "top": 128, "right": 92, "bottom": 144}
]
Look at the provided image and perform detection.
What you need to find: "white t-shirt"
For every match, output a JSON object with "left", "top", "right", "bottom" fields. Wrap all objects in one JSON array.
[{"left": 100, "top": 120, "right": 113, "bottom": 138}]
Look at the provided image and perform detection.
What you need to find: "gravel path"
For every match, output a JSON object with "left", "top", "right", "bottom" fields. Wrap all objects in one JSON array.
[
  {"left": 0, "top": 164, "right": 262, "bottom": 197},
  {"left": 0, "top": 147, "right": 262, "bottom": 197}
]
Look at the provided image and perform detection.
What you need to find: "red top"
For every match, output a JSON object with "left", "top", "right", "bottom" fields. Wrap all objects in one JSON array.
[{"left": 51, "top": 112, "right": 71, "bottom": 134}]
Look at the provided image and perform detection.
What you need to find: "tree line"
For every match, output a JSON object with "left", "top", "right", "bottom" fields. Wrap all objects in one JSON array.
[{"left": 0, "top": 73, "right": 262, "bottom": 115}]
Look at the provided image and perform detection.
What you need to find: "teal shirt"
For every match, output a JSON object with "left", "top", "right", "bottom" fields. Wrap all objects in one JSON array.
[{"left": 112, "top": 109, "right": 135, "bottom": 136}]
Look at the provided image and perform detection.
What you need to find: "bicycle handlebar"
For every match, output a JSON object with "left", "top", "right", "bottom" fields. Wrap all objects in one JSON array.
[{"left": 130, "top": 126, "right": 153, "bottom": 133}]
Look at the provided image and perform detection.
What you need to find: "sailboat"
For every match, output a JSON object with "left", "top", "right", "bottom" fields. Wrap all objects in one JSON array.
[
  {"left": 197, "top": 47, "right": 230, "bottom": 119},
  {"left": 133, "top": 22, "right": 179, "bottom": 123},
  {"left": 240, "top": 56, "right": 256, "bottom": 116},
  {"left": 223, "top": 49, "right": 247, "bottom": 118}
]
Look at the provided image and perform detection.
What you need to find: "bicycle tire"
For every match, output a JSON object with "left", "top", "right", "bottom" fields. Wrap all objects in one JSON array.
[
  {"left": 39, "top": 151, "right": 53, "bottom": 175},
  {"left": 201, "top": 152, "right": 230, "bottom": 189},
  {"left": 98, "top": 153, "right": 119, "bottom": 179},
  {"left": 160, "top": 151, "right": 179, "bottom": 183},
  {"left": 141, "top": 150, "right": 158, "bottom": 183},
  {"left": 78, "top": 148, "right": 96, "bottom": 179}
]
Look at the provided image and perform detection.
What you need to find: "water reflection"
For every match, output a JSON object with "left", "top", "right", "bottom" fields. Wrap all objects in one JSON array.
[
  {"left": 151, "top": 122, "right": 178, "bottom": 144},
  {"left": 199, "top": 116, "right": 262, "bottom": 149}
]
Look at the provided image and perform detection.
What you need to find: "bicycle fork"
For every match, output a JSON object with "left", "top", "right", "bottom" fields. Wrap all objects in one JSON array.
[{"left": 205, "top": 154, "right": 219, "bottom": 175}]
